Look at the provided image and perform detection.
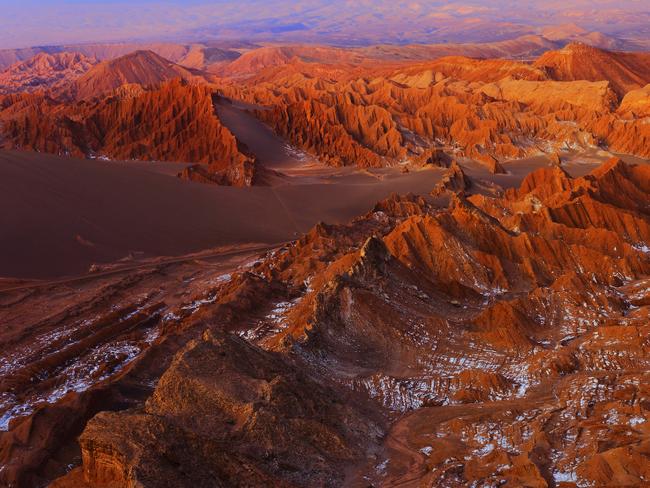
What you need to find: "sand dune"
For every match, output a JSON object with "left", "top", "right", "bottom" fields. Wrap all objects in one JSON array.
[{"left": 0, "top": 150, "right": 443, "bottom": 279}]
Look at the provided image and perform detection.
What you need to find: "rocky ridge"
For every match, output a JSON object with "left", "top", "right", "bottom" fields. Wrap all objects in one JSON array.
[
  {"left": 0, "top": 79, "right": 261, "bottom": 186},
  {"left": 35, "top": 158, "right": 650, "bottom": 487},
  {"left": 219, "top": 44, "right": 650, "bottom": 170}
]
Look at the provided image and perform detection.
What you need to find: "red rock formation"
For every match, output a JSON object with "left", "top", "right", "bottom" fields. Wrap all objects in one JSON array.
[
  {"left": 64, "top": 330, "right": 381, "bottom": 487},
  {"left": 534, "top": 42, "right": 650, "bottom": 98},
  {"left": 0, "top": 79, "right": 260, "bottom": 186},
  {"left": 219, "top": 50, "right": 650, "bottom": 170},
  {"left": 42, "top": 157, "right": 650, "bottom": 488},
  {"left": 5, "top": 45, "right": 650, "bottom": 172},
  {"left": 68, "top": 50, "right": 204, "bottom": 100},
  {"left": 2, "top": 42, "right": 650, "bottom": 488},
  {"left": 431, "top": 160, "right": 471, "bottom": 196}
]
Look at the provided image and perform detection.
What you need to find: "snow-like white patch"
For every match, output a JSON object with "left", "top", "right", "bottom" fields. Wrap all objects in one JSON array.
[
  {"left": 475, "top": 443, "right": 495, "bottom": 456},
  {"left": 144, "top": 327, "right": 161, "bottom": 344},
  {"left": 182, "top": 293, "right": 217, "bottom": 314},
  {"left": 45, "top": 342, "right": 140, "bottom": 404},
  {"left": 606, "top": 409, "right": 620, "bottom": 426},
  {"left": 0, "top": 340, "right": 142, "bottom": 431},
  {"left": 209, "top": 273, "right": 232, "bottom": 285},
  {"left": 240, "top": 295, "right": 304, "bottom": 342},
  {"left": 375, "top": 459, "right": 389, "bottom": 474},
  {"left": 0, "top": 395, "right": 33, "bottom": 431},
  {"left": 162, "top": 311, "right": 181, "bottom": 322},
  {"left": 304, "top": 277, "right": 314, "bottom": 293},
  {"left": 633, "top": 243, "right": 650, "bottom": 253},
  {"left": 553, "top": 471, "right": 577, "bottom": 483}
]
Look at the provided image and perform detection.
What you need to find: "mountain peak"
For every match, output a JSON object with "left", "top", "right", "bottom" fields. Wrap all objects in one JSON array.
[
  {"left": 71, "top": 50, "right": 196, "bottom": 100},
  {"left": 535, "top": 43, "right": 650, "bottom": 97}
]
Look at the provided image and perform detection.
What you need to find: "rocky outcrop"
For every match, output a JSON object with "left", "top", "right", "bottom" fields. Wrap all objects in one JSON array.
[
  {"left": 60, "top": 330, "right": 382, "bottom": 488},
  {"left": 68, "top": 50, "right": 203, "bottom": 100},
  {"left": 534, "top": 42, "right": 650, "bottom": 98},
  {"left": 22, "top": 157, "right": 650, "bottom": 488},
  {"left": 256, "top": 98, "right": 398, "bottom": 168},
  {"left": 414, "top": 147, "right": 452, "bottom": 167},
  {"left": 0, "top": 79, "right": 260, "bottom": 186},
  {"left": 220, "top": 47, "right": 650, "bottom": 171},
  {"left": 431, "top": 160, "right": 471, "bottom": 196}
]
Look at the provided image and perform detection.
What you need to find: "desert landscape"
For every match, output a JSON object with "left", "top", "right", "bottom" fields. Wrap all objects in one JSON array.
[{"left": 2, "top": 1, "right": 650, "bottom": 487}]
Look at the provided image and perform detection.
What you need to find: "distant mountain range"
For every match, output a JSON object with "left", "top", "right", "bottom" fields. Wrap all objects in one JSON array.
[{"left": 2, "top": 0, "right": 650, "bottom": 50}]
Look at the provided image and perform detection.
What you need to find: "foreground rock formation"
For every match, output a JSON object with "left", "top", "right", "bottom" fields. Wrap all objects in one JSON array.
[{"left": 11, "top": 158, "right": 640, "bottom": 487}]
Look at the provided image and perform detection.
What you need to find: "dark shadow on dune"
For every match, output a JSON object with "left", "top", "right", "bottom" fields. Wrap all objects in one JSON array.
[{"left": 0, "top": 150, "right": 443, "bottom": 279}]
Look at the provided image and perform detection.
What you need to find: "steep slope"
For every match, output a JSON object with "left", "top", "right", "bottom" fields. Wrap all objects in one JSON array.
[
  {"left": 221, "top": 55, "right": 625, "bottom": 170},
  {"left": 0, "top": 52, "right": 96, "bottom": 95},
  {"left": 0, "top": 79, "right": 260, "bottom": 186},
  {"left": 69, "top": 50, "right": 203, "bottom": 100},
  {"left": 218, "top": 43, "right": 650, "bottom": 169},
  {"left": 534, "top": 43, "right": 650, "bottom": 97},
  {"left": 44, "top": 158, "right": 650, "bottom": 488}
]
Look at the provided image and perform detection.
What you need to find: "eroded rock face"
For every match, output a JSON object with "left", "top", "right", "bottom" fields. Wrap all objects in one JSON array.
[
  {"left": 0, "top": 79, "right": 260, "bottom": 186},
  {"left": 68, "top": 330, "right": 383, "bottom": 488},
  {"left": 4, "top": 44, "right": 650, "bottom": 175},
  {"left": 534, "top": 42, "right": 650, "bottom": 98},
  {"left": 67, "top": 50, "right": 203, "bottom": 101},
  {"left": 49, "top": 158, "right": 650, "bottom": 487},
  {"left": 219, "top": 45, "right": 650, "bottom": 170},
  {"left": 431, "top": 160, "right": 472, "bottom": 196}
]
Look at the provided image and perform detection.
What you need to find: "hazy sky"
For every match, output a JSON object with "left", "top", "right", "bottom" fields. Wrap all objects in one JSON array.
[{"left": 1, "top": 0, "right": 649, "bottom": 49}]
